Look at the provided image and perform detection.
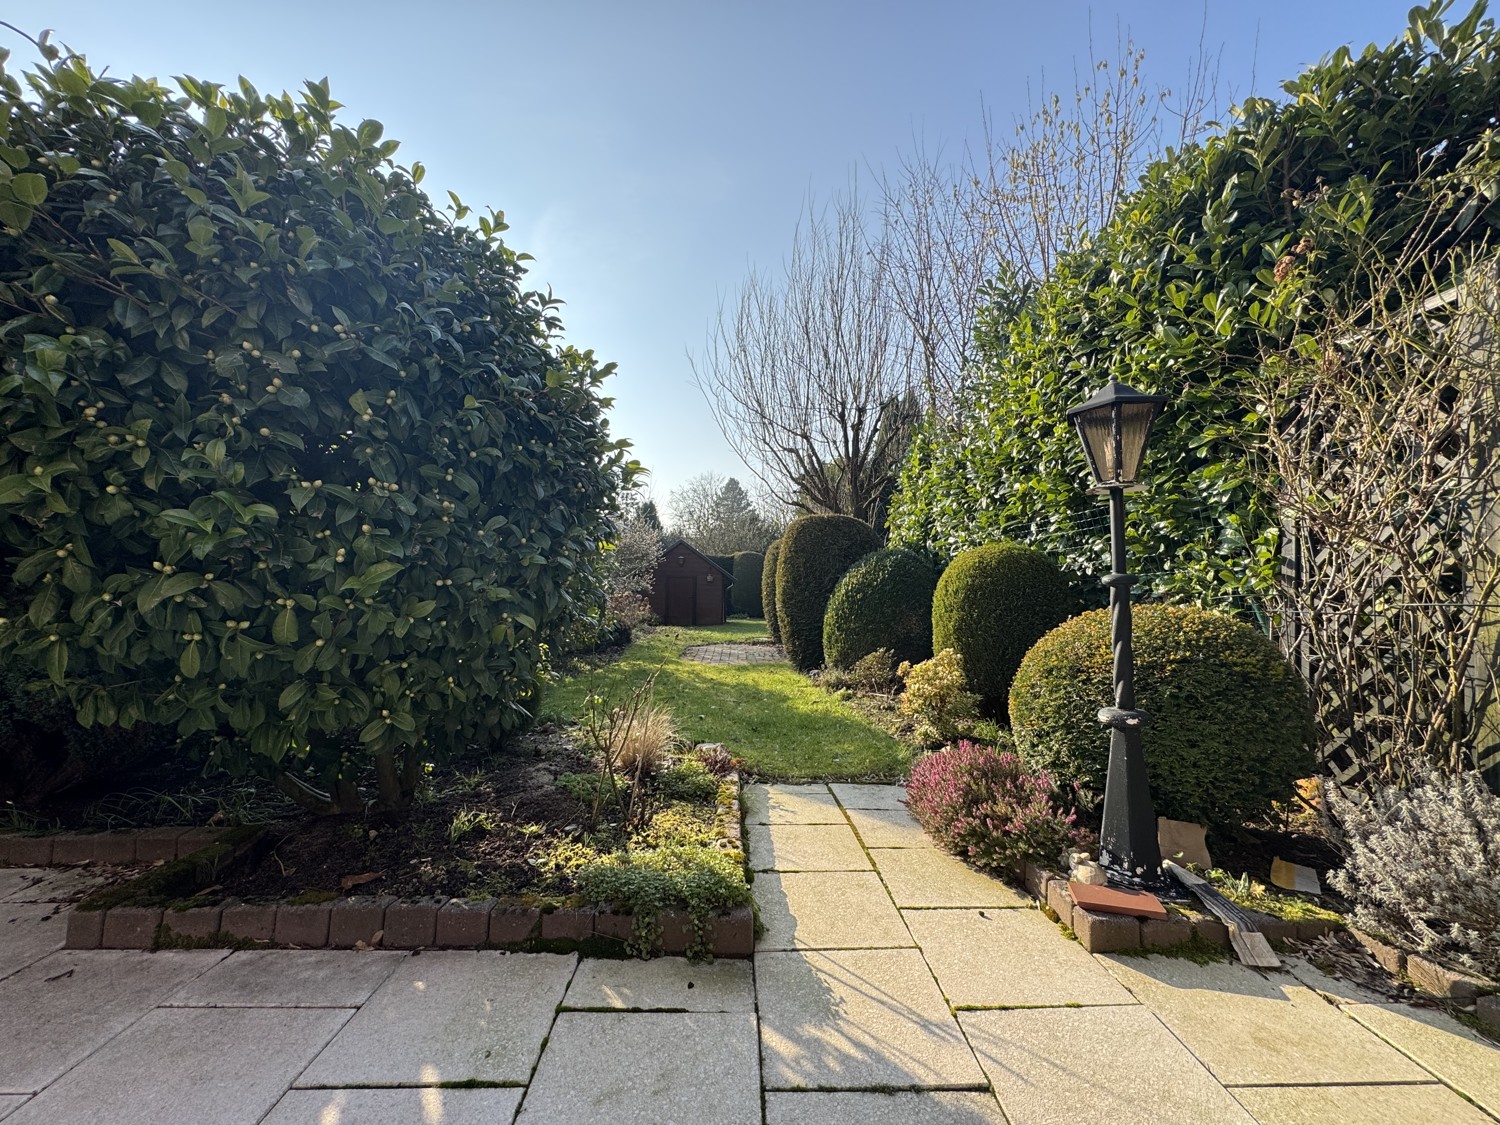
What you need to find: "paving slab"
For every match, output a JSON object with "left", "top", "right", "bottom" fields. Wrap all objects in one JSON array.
[
  {"left": 561, "top": 955, "right": 754, "bottom": 1011},
  {"left": 0, "top": 867, "right": 108, "bottom": 903},
  {"left": 0, "top": 871, "right": 32, "bottom": 901},
  {"left": 757, "top": 948, "right": 986, "bottom": 1089},
  {"left": 904, "top": 908, "right": 1135, "bottom": 1008},
  {"left": 297, "top": 951, "right": 574, "bottom": 1087},
  {"left": 830, "top": 783, "right": 907, "bottom": 810},
  {"left": 1099, "top": 956, "right": 1432, "bottom": 1086},
  {"left": 1282, "top": 956, "right": 1395, "bottom": 1005},
  {"left": 754, "top": 871, "right": 912, "bottom": 950},
  {"left": 0, "top": 949, "right": 228, "bottom": 1094},
  {"left": 1231, "top": 1082, "right": 1491, "bottom": 1124},
  {"left": 743, "top": 783, "right": 844, "bottom": 824},
  {"left": 766, "top": 1091, "right": 1008, "bottom": 1124},
  {"left": 845, "top": 807, "right": 931, "bottom": 848},
  {"left": 1344, "top": 1002, "right": 1500, "bottom": 1117},
  {"left": 518, "top": 1011, "right": 759, "bottom": 1124},
  {"left": 870, "top": 847, "right": 1029, "bottom": 909},
  {"left": 163, "top": 949, "right": 406, "bottom": 1008},
  {"left": 748, "top": 822, "right": 871, "bottom": 872},
  {"left": 960, "top": 1006, "right": 1256, "bottom": 1125},
  {"left": 0, "top": 904, "right": 65, "bottom": 982},
  {"left": 263, "top": 1087, "right": 524, "bottom": 1125},
  {"left": 0, "top": 1097, "right": 26, "bottom": 1122},
  {"left": 4, "top": 1006, "right": 350, "bottom": 1125}
]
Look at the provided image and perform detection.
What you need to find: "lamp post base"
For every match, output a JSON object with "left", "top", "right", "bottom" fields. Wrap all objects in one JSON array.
[{"left": 1096, "top": 721, "right": 1171, "bottom": 895}]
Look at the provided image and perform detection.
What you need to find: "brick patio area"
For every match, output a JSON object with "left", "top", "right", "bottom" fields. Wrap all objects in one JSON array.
[{"left": 680, "top": 642, "right": 787, "bottom": 665}]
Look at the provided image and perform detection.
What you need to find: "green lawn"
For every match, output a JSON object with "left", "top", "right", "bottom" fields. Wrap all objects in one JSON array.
[{"left": 544, "top": 620, "right": 911, "bottom": 781}]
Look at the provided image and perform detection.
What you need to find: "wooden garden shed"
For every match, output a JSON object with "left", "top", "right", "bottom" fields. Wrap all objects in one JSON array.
[{"left": 651, "top": 538, "right": 734, "bottom": 626}]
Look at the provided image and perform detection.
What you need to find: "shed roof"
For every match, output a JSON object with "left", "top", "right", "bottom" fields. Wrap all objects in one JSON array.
[{"left": 660, "top": 537, "right": 735, "bottom": 583}]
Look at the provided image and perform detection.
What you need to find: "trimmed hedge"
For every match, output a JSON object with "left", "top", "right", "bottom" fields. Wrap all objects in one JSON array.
[
  {"left": 732, "top": 552, "right": 765, "bottom": 617},
  {"left": 1009, "top": 604, "right": 1315, "bottom": 829},
  {"left": 823, "top": 548, "right": 936, "bottom": 669},
  {"left": 762, "top": 540, "right": 783, "bottom": 642},
  {"left": 775, "top": 516, "right": 882, "bottom": 670},
  {"left": 932, "top": 543, "right": 1073, "bottom": 712},
  {"left": 708, "top": 554, "right": 736, "bottom": 618}
]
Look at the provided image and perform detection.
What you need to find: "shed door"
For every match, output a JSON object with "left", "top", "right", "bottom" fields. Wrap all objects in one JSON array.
[{"left": 665, "top": 577, "right": 697, "bottom": 626}]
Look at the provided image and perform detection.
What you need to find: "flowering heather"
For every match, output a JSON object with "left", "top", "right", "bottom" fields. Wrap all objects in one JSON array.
[{"left": 906, "top": 739, "right": 1091, "bottom": 875}]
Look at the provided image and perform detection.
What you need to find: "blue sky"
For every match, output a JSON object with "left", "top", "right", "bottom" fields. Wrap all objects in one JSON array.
[{"left": 35, "top": 0, "right": 1417, "bottom": 519}]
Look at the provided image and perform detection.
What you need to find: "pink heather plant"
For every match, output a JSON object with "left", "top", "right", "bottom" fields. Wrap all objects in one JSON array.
[{"left": 906, "top": 740, "right": 1091, "bottom": 875}]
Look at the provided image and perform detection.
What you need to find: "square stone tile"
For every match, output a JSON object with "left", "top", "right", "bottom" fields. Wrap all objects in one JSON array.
[
  {"left": 748, "top": 823, "right": 871, "bottom": 872},
  {"left": 518, "top": 1012, "right": 759, "bottom": 1124},
  {"left": 755, "top": 872, "right": 912, "bottom": 950},
  {"left": 0, "top": 904, "right": 65, "bottom": 982},
  {"left": 0, "top": 949, "right": 228, "bottom": 1094},
  {"left": 961, "top": 1006, "right": 1255, "bottom": 1124},
  {"left": 846, "top": 807, "right": 931, "bottom": 849},
  {"left": 757, "top": 949, "right": 986, "bottom": 1089},
  {"left": 744, "top": 784, "right": 844, "bottom": 824},
  {"left": 766, "top": 1091, "right": 1008, "bottom": 1124},
  {"left": 830, "top": 784, "right": 907, "bottom": 810},
  {"left": 263, "top": 1087, "right": 524, "bottom": 1124},
  {"left": 297, "top": 951, "right": 574, "bottom": 1087},
  {"left": 0, "top": 1097, "right": 27, "bottom": 1121},
  {"left": 1344, "top": 1003, "right": 1500, "bottom": 1117},
  {"left": 1099, "top": 957, "right": 1433, "bottom": 1086},
  {"left": 4, "top": 1006, "right": 351, "bottom": 1125},
  {"left": 0, "top": 871, "right": 33, "bottom": 901},
  {"left": 1283, "top": 956, "right": 1396, "bottom": 1005},
  {"left": 871, "top": 848, "right": 1028, "bottom": 908},
  {"left": 1232, "top": 1082, "right": 1492, "bottom": 1124},
  {"left": 562, "top": 956, "right": 754, "bottom": 1011},
  {"left": 904, "top": 908, "right": 1135, "bottom": 1008},
  {"left": 0, "top": 868, "right": 108, "bottom": 903},
  {"left": 163, "top": 950, "right": 405, "bottom": 1008}
]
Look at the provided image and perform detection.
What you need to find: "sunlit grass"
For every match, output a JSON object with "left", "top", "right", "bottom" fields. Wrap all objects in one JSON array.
[{"left": 545, "top": 620, "right": 911, "bottom": 781}]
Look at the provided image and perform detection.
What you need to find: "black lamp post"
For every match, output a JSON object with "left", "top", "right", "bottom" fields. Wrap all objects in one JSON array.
[{"left": 1066, "top": 376, "right": 1171, "bottom": 893}]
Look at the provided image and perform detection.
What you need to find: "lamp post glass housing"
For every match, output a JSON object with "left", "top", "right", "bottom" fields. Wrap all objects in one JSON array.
[{"left": 1066, "top": 377, "right": 1170, "bottom": 893}]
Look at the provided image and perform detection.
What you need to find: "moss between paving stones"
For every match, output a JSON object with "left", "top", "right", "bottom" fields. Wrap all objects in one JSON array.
[{"left": 75, "top": 826, "right": 265, "bottom": 911}]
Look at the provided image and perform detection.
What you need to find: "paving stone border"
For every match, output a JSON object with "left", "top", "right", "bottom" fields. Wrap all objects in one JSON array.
[
  {"left": 56, "top": 770, "right": 754, "bottom": 959},
  {"left": 1022, "top": 863, "right": 1345, "bottom": 955},
  {"left": 1349, "top": 928, "right": 1500, "bottom": 1029},
  {"left": 0, "top": 826, "right": 228, "bottom": 866}
]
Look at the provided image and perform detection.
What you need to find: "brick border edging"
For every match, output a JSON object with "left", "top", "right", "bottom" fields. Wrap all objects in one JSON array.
[
  {"left": 63, "top": 768, "right": 754, "bottom": 959},
  {"left": 1021, "top": 862, "right": 1345, "bottom": 955},
  {"left": 0, "top": 826, "right": 230, "bottom": 866}
]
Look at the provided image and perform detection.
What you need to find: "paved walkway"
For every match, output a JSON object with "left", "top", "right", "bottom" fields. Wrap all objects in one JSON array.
[
  {"left": 0, "top": 785, "right": 1496, "bottom": 1123},
  {"left": 681, "top": 642, "right": 786, "bottom": 665}
]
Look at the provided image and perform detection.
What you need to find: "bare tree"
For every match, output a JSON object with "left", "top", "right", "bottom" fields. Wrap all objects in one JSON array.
[{"left": 669, "top": 472, "right": 778, "bottom": 554}]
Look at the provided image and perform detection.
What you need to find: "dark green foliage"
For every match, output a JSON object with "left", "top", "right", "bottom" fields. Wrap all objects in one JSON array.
[
  {"left": 1009, "top": 604, "right": 1315, "bottom": 829},
  {"left": 707, "top": 554, "right": 735, "bottom": 618},
  {"left": 732, "top": 552, "right": 764, "bottom": 617},
  {"left": 762, "top": 540, "right": 782, "bottom": 642},
  {"left": 0, "top": 52, "right": 628, "bottom": 806},
  {"left": 889, "top": 3, "right": 1500, "bottom": 610},
  {"left": 932, "top": 543, "right": 1073, "bottom": 712},
  {"left": 823, "top": 548, "right": 937, "bottom": 670},
  {"left": 775, "top": 516, "right": 882, "bottom": 670}
]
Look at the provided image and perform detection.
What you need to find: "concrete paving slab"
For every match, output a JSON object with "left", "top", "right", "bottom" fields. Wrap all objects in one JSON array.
[
  {"left": 743, "top": 784, "right": 844, "bottom": 824},
  {"left": 757, "top": 948, "right": 986, "bottom": 1089},
  {"left": 830, "top": 784, "right": 907, "bottom": 810},
  {"left": 518, "top": 1011, "right": 759, "bottom": 1124},
  {"left": 845, "top": 807, "right": 931, "bottom": 849},
  {"left": 960, "top": 1005, "right": 1256, "bottom": 1125},
  {"left": 263, "top": 1087, "right": 524, "bottom": 1125},
  {"left": 1344, "top": 1002, "right": 1500, "bottom": 1117},
  {"left": 754, "top": 871, "right": 912, "bottom": 950},
  {"left": 1283, "top": 956, "right": 1395, "bottom": 1005},
  {"left": 1232, "top": 1082, "right": 1491, "bottom": 1124},
  {"left": 870, "top": 848, "right": 1029, "bottom": 909},
  {"left": 1099, "top": 957, "right": 1433, "bottom": 1086},
  {"left": 766, "top": 1091, "right": 1008, "bottom": 1124},
  {"left": 0, "top": 867, "right": 108, "bottom": 903},
  {"left": 163, "top": 950, "right": 406, "bottom": 1008},
  {"left": 0, "top": 904, "right": 65, "bottom": 982},
  {"left": 0, "top": 949, "right": 228, "bottom": 1095},
  {"left": 748, "top": 822, "right": 871, "bottom": 872},
  {"left": 904, "top": 908, "right": 1136, "bottom": 1008},
  {"left": 0, "top": 1097, "right": 26, "bottom": 1121},
  {"left": 0, "top": 871, "right": 32, "bottom": 901},
  {"left": 297, "top": 951, "right": 574, "bottom": 1087},
  {"left": 561, "top": 955, "right": 753, "bottom": 1011},
  {"left": 4, "top": 1006, "right": 350, "bottom": 1125}
]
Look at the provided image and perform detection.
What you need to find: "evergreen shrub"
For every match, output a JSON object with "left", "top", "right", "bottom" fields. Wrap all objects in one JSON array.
[
  {"left": 762, "top": 540, "right": 782, "bottom": 642},
  {"left": 732, "top": 552, "right": 764, "bottom": 617},
  {"left": 774, "top": 515, "right": 881, "bottom": 670},
  {"left": 822, "top": 548, "right": 936, "bottom": 669}
]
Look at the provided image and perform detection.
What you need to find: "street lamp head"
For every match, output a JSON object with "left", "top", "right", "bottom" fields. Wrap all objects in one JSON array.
[{"left": 1066, "top": 376, "right": 1169, "bottom": 491}]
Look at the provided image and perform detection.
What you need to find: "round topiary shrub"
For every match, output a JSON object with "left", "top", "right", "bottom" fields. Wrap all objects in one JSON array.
[
  {"left": 762, "top": 540, "right": 782, "bottom": 642},
  {"left": 932, "top": 542, "right": 1073, "bottom": 712},
  {"left": 732, "top": 552, "right": 764, "bottom": 617},
  {"left": 0, "top": 53, "right": 624, "bottom": 813},
  {"left": 1008, "top": 604, "right": 1315, "bottom": 829},
  {"left": 823, "top": 548, "right": 936, "bottom": 669},
  {"left": 775, "top": 516, "right": 883, "bottom": 670}
]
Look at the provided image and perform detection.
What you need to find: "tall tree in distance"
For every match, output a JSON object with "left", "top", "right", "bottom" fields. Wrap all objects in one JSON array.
[{"left": 669, "top": 472, "right": 779, "bottom": 555}]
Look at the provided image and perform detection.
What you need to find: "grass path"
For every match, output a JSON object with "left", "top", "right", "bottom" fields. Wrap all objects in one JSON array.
[{"left": 544, "top": 620, "right": 911, "bottom": 781}]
